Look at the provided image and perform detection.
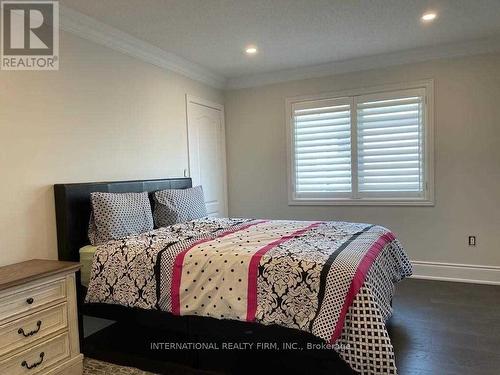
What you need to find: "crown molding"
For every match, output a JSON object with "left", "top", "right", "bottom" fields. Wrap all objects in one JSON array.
[
  {"left": 59, "top": 6, "right": 226, "bottom": 89},
  {"left": 226, "top": 36, "right": 500, "bottom": 90},
  {"left": 57, "top": 6, "right": 500, "bottom": 91}
]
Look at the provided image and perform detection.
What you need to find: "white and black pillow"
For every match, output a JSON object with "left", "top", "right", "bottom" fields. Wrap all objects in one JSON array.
[
  {"left": 88, "top": 192, "right": 154, "bottom": 245},
  {"left": 153, "top": 186, "right": 207, "bottom": 227}
]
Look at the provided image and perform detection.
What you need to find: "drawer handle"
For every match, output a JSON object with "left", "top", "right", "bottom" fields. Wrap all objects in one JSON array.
[
  {"left": 26, "top": 297, "right": 34, "bottom": 305},
  {"left": 18, "top": 320, "right": 42, "bottom": 337},
  {"left": 21, "top": 352, "right": 44, "bottom": 370}
]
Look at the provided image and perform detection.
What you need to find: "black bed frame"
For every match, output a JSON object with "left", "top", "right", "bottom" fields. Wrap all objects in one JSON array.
[{"left": 54, "top": 178, "right": 356, "bottom": 374}]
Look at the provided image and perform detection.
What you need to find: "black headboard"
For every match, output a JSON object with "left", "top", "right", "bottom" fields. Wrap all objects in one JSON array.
[{"left": 54, "top": 178, "right": 192, "bottom": 262}]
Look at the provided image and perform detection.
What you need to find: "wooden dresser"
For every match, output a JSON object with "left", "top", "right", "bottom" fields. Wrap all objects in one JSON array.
[{"left": 0, "top": 260, "right": 83, "bottom": 374}]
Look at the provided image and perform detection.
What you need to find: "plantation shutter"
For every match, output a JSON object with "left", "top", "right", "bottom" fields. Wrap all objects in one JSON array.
[
  {"left": 356, "top": 89, "right": 426, "bottom": 197},
  {"left": 292, "top": 98, "right": 352, "bottom": 198}
]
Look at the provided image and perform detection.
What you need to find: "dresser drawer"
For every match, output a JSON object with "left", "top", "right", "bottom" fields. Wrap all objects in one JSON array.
[
  {"left": 0, "top": 332, "right": 70, "bottom": 375},
  {"left": 0, "top": 279, "right": 66, "bottom": 323},
  {"left": 0, "top": 303, "right": 68, "bottom": 356}
]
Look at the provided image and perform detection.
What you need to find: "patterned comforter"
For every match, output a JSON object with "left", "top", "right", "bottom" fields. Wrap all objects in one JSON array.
[{"left": 86, "top": 218, "right": 412, "bottom": 375}]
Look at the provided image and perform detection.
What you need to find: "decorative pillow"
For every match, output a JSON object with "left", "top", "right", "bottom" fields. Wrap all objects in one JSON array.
[
  {"left": 88, "top": 192, "right": 154, "bottom": 245},
  {"left": 153, "top": 186, "right": 207, "bottom": 227}
]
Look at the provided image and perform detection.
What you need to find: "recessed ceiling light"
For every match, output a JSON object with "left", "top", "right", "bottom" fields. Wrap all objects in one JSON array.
[
  {"left": 245, "top": 46, "right": 258, "bottom": 55},
  {"left": 421, "top": 12, "right": 437, "bottom": 22}
]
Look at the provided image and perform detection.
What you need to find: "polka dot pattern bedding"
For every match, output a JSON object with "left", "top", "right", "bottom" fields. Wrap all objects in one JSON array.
[{"left": 86, "top": 217, "right": 412, "bottom": 375}]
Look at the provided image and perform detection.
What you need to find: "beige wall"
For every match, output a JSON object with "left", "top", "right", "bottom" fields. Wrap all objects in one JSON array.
[
  {"left": 1, "top": 30, "right": 499, "bottom": 273},
  {"left": 225, "top": 52, "right": 500, "bottom": 268},
  {"left": 0, "top": 32, "right": 223, "bottom": 266}
]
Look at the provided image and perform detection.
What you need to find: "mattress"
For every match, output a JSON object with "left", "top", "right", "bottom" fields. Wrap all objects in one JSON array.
[
  {"left": 79, "top": 245, "right": 97, "bottom": 287},
  {"left": 84, "top": 217, "right": 412, "bottom": 375}
]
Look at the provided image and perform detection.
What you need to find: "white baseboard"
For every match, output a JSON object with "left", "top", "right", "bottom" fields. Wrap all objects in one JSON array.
[{"left": 411, "top": 260, "right": 500, "bottom": 285}]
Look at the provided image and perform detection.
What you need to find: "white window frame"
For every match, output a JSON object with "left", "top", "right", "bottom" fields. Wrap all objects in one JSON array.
[{"left": 286, "top": 80, "right": 434, "bottom": 206}]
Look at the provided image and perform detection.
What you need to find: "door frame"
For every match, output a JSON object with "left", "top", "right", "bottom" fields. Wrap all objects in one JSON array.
[{"left": 185, "top": 94, "right": 228, "bottom": 216}]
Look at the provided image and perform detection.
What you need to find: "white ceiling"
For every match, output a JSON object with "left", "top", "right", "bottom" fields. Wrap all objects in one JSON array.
[{"left": 61, "top": 0, "right": 500, "bottom": 80}]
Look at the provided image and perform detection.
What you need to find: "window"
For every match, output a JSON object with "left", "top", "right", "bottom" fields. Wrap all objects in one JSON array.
[{"left": 287, "top": 81, "right": 434, "bottom": 205}]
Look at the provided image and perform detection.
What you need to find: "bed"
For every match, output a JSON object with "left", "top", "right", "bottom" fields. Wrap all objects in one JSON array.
[{"left": 54, "top": 178, "right": 412, "bottom": 375}]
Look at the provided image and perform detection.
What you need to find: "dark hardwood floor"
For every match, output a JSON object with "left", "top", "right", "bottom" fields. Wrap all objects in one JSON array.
[
  {"left": 84, "top": 278, "right": 500, "bottom": 374},
  {"left": 390, "top": 278, "right": 500, "bottom": 375}
]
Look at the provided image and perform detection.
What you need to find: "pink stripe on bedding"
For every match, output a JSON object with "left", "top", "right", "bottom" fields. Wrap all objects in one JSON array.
[
  {"left": 329, "top": 231, "right": 396, "bottom": 343},
  {"left": 246, "top": 221, "right": 323, "bottom": 322},
  {"left": 171, "top": 220, "right": 268, "bottom": 315}
]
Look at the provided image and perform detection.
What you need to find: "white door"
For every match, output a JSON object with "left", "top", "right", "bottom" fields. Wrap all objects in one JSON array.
[{"left": 186, "top": 96, "right": 228, "bottom": 217}]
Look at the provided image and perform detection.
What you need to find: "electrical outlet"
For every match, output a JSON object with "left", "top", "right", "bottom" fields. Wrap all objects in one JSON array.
[{"left": 468, "top": 236, "right": 476, "bottom": 246}]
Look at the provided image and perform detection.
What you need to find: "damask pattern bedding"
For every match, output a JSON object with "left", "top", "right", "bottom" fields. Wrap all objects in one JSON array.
[{"left": 86, "top": 217, "right": 412, "bottom": 375}]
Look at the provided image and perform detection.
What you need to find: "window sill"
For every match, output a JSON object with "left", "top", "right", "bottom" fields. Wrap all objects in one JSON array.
[{"left": 288, "top": 198, "right": 435, "bottom": 207}]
